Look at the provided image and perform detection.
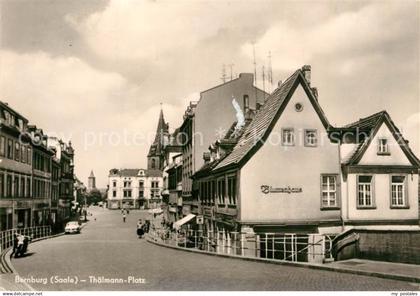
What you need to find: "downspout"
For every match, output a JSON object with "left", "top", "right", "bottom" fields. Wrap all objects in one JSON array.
[{"left": 338, "top": 139, "right": 345, "bottom": 232}]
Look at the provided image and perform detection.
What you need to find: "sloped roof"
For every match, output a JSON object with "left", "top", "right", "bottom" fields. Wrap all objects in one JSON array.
[
  {"left": 115, "top": 169, "right": 163, "bottom": 177},
  {"left": 344, "top": 110, "right": 385, "bottom": 130},
  {"left": 342, "top": 111, "right": 420, "bottom": 166},
  {"left": 213, "top": 68, "right": 330, "bottom": 172}
]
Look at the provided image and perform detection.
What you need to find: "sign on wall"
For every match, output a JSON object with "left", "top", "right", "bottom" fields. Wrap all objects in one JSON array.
[
  {"left": 196, "top": 215, "right": 204, "bottom": 225},
  {"left": 261, "top": 185, "right": 302, "bottom": 195}
]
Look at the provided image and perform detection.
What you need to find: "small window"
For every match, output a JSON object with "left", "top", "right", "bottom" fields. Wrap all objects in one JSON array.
[
  {"left": 15, "top": 142, "right": 20, "bottom": 161},
  {"left": 27, "top": 147, "right": 32, "bottom": 165},
  {"left": 7, "top": 139, "right": 13, "bottom": 159},
  {"left": 0, "top": 136, "right": 5, "bottom": 156},
  {"left": 305, "top": 130, "right": 317, "bottom": 147},
  {"left": 378, "top": 138, "right": 389, "bottom": 155},
  {"left": 357, "top": 175, "right": 374, "bottom": 208},
  {"left": 112, "top": 190, "right": 116, "bottom": 197},
  {"left": 321, "top": 175, "right": 338, "bottom": 208},
  {"left": 391, "top": 175, "right": 407, "bottom": 208},
  {"left": 0, "top": 173, "right": 4, "bottom": 198},
  {"left": 282, "top": 128, "right": 294, "bottom": 146},
  {"left": 113, "top": 181, "right": 116, "bottom": 187}
]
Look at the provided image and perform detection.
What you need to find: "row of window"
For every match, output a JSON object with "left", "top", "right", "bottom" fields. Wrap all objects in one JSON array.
[
  {"left": 199, "top": 176, "right": 237, "bottom": 206},
  {"left": 33, "top": 151, "right": 51, "bottom": 173},
  {"left": 0, "top": 173, "right": 72, "bottom": 199},
  {"left": 321, "top": 174, "right": 408, "bottom": 208},
  {"left": 0, "top": 136, "right": 32, "bottom": 164},
  {"left": 281, "top": 130, "right": 391, "bottom": 156},
  {"left": 113, "top": 180, "right": 158, "bottom": 188},
  {"left": 281, "top": 128, "right": 318, "bottom": 147},
  {"left": 113, "top": 189, "right": 156, "bottom": 198}
]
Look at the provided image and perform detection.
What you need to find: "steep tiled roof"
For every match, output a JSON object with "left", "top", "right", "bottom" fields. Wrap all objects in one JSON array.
[
  {"left": 341, "top": 111, "right": 420, "bottom": 166},
  {"left": 344, "top": 110, "right": 386, "bottom": 130},
  {"left": 213, "top": 70, "right": 300, "bottom": 170}
]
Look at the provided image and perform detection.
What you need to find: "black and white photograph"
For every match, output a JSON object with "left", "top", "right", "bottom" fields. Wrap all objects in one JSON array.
[{"left": 0, "top": 0, "right": 419, "bottom": 294}]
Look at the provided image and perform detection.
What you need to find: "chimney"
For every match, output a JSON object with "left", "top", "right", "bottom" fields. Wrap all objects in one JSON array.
[
  {"left": 243, "top": 95, "right": 249, "bottom": 114},
  {"left": 277, "top": 80, "right": 282, "bottom": 88},
  {"left": 311, "top": 87, "right": 318, "bottom": 100},
  {"left": 203, "top": 152, "right": 211, "bottom": 164},
  {"left": 301, "top": 65, "right": 311, "bottom": 86}
]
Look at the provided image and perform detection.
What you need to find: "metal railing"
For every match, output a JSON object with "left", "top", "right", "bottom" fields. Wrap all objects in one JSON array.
[
  {"left": 148, "top": 226, "right": 335, "bottom": 263},
  {"left": 0, "top": 226, "right": 51, "bottom": 253}
]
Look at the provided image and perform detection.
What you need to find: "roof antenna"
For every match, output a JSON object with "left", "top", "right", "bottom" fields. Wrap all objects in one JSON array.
[
  {"left": 268, "top": 51, "right": 273, "bottom": 92},
  {"left": 252, "top": 43, "right": 257, "bottom": 85},
  {"left": 221, "top": 64, "right": 227, "bottom": 83},
  {"left": 227, "top": 63, "right": 234, "bottom": 81},
  {"left": 262, "top": 65, "right": 266, "bottom": 100}
]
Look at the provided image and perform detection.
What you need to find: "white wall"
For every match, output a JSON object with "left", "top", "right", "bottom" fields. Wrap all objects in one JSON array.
[
  {"left": 344, "top": 173, "right": 418, "bottom": 220},
  {"left": 359, "top": 123, "right": 411, "bottom": 165},
  {"left": 240, "top": 84, "right": 341, "bottom": 223}
]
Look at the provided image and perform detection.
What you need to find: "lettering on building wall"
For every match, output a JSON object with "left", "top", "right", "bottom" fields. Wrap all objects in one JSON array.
[{"left": 260, "top": 185, "right": 303, "bottom": 195}]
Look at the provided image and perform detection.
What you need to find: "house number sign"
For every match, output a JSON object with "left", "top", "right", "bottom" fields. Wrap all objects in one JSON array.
[{"left": 261, "top": 185, "right": 302, "bottom": 194}]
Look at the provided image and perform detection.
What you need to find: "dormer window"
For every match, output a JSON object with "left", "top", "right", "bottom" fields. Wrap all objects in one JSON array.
[{"left": 378, "top": 138, "right": 390, "bottom": 155}]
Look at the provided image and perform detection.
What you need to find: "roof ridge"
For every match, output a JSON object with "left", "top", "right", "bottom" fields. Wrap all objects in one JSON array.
[{"left": 344, "top": 110, "right": 387, "bottom": 128}]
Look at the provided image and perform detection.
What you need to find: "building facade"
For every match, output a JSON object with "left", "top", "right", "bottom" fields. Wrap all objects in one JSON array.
[
  {"left": 0, "top": 102, "right": 33, "bottom": 230},
  {"left": 0, "top": 101, "right": 75, "bottom": 231},
  {"left": 193, "top": 66, "right": 420, "bottom": 257},
  {"left": 182, "top": 74, "right": 267, "bottom": 217},
  {"left": 107, "top": 169, "right": 163, "bottom": 209}
]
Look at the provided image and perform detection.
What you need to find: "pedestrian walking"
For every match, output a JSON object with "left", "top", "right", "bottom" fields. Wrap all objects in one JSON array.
[
  {"left": 137, "top": 219, "right": 144, "bottom": 238},
  {"left": 123, "top": 212, "right": 127, "bottom": 223}
]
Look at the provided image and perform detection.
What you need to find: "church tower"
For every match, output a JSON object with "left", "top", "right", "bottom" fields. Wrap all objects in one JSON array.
[
  {"left": 88, "top": 170, "right": 96, "bottom": 191},
  {"left": 147, "top": 108, "right": 169, "bottom": 171}
]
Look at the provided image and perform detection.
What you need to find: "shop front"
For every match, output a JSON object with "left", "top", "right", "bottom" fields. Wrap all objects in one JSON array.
[{"left": 0, "top": 207, "right": 13, "bottom": 231}]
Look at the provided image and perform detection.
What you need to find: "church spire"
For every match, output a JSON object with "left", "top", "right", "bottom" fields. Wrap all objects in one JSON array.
[{"left": 147, "top": 106, "right": 169, "bottom": 171}]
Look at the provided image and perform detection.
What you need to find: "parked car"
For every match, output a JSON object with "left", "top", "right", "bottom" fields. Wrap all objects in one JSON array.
[{"left": 65, "top": 221, "right": 81, "bottom": 234}]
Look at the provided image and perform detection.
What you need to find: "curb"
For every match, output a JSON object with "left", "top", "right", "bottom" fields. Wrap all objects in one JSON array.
[{"left": 146, "top": 236, "right": 420, "bottom": 284}]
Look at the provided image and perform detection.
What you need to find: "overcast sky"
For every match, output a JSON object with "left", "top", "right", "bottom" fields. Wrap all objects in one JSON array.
[{"left": 1, "top": 0, "right": 419, "bottom": 187}]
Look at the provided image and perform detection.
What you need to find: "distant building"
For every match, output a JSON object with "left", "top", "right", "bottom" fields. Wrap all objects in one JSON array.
[
  {"left": 182, "top": 73, "right": 267, "bottom": 217},
  {"left": 147, "top": 109, "right": 169, "bottom": 171},
  {"left": 107, "top": 168, "right": 163, "bottom": 210},
  {"left": 88, "top": 170, "right": 96, "bottom": 191}
]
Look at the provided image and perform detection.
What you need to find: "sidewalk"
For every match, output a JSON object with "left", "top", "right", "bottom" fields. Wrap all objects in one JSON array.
[
  {"left": 324, "top": 259, "right": 420, "bottom": 283},
  {"left": 147, "top": 234, "right": 420, "bottom": 284},
  {"left": 0, "top": 220, "right": 91, "bottom": 291}
]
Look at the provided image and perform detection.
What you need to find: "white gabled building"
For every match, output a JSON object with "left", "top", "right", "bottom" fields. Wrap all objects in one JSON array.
[
  {"left": 332, "top": 110, "right": 420, "bottom": 230},
  {"left": 107, "top": 168, "right": 163, "bottom": 210}
]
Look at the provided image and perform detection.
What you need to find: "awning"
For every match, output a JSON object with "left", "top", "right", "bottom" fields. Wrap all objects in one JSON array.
[
  {"left": 173, "top": 214, "right": 196, "bottom": 230},
  {"left": 161, "top": 189, "right": 170, "bottom": 196},
  {"left": 148, "top": 208, "right": 163, "bottom": 214}
]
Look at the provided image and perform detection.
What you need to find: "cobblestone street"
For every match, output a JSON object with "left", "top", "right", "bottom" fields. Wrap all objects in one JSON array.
[{"left": 9, "top": 208, "right": 419, "bottom": 291}]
